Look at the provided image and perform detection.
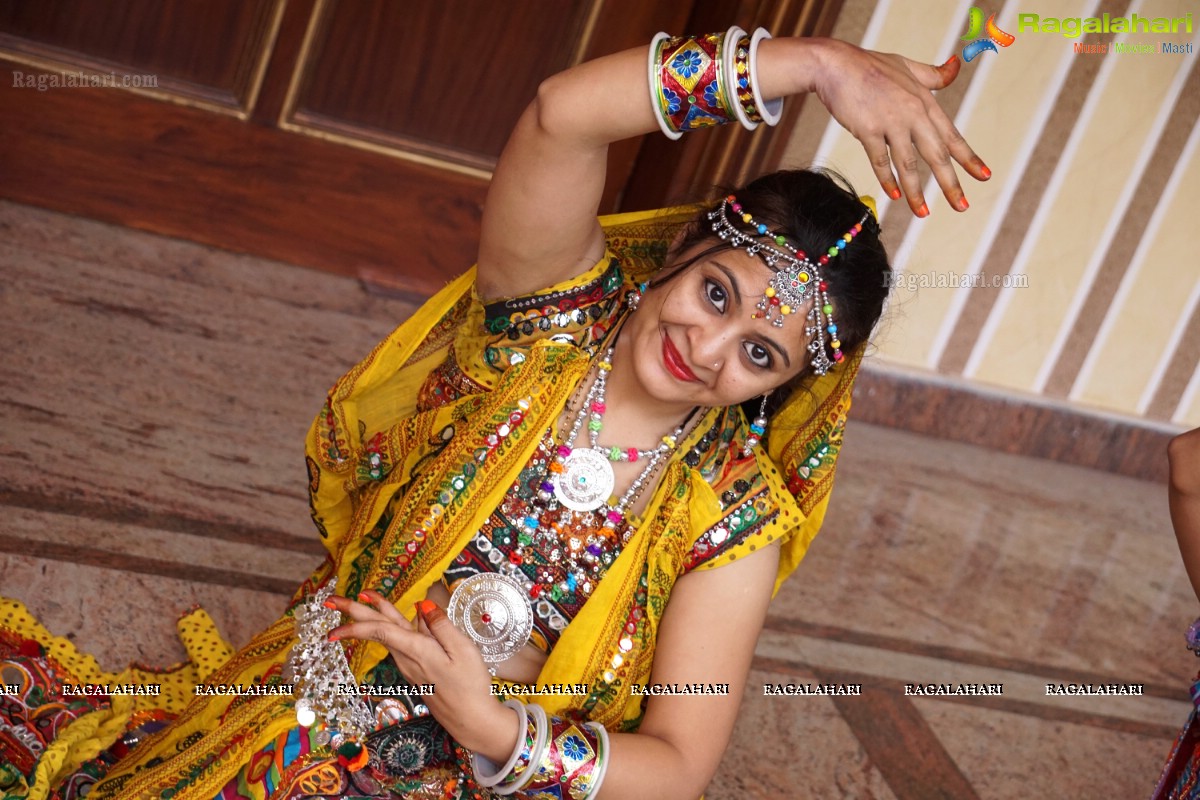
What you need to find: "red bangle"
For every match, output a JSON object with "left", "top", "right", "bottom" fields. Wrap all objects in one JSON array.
[{"left": 649, "top": 31, "right": 737, "bottom": 138}]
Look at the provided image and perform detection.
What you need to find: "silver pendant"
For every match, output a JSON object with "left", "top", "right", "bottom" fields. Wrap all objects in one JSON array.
[
  {"left": 554, "top": 448, "right": 615, "bottom": 512},
  {"left": 447, "top": 572, "right": 533, "bottom": 667}
]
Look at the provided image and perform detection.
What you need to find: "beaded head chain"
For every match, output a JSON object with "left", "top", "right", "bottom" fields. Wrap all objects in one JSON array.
[{"left": 707, "top": 196, "right": 871, "bottom": 375}]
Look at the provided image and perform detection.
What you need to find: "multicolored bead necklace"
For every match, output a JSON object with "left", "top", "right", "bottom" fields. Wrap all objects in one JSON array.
[{"left": 510, "top": 349, "right": 687, "bottom": 601}]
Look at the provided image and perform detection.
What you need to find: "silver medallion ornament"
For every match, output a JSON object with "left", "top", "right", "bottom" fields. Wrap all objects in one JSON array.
[
  {"left": 447, "top": 572, "right": 534, "bottom": 671},
  {"left": 555, "top": 447, "right": 616, "bottom": 512}
]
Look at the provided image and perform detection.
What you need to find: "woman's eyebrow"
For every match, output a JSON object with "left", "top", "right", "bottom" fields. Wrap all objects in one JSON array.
[
  {"left": 712, "top": 261, "right": 743, "bottom": 306},
  {"left": 763, "top": 337, "right": 792, "bottom": 369},
  {"left": 712, "top": 260, "right": 792, "bottom": 369}
]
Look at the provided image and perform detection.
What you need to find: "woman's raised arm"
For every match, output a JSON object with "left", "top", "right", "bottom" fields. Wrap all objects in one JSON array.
[{"left": 475, "top": 36, "right": 988, "bottom": 300}]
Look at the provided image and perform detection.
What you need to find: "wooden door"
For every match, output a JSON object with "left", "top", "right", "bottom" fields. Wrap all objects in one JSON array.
[{"left": 0, "top": 0, "right": 836, "bottom": 295}]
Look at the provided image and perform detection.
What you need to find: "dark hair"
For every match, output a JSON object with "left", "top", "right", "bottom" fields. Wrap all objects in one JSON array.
[{"left": 656, "top": 168, "right": 892, "bottom": 423}]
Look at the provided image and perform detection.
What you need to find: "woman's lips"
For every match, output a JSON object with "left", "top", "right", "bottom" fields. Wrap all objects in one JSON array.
[{"left": 662, "top": 333, "right": 700, "bottom": 382}]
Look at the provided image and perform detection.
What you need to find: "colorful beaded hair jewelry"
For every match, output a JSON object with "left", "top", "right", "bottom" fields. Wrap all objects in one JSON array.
[{"left": 707, "top": 196, "right": 871, "bottom": 375}]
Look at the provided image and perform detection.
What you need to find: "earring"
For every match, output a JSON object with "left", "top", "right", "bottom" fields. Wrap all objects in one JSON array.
[
  {"left": 743, "top": 393, "right": 770, "bottom": 456},
  {"left": 627, "top": 281, "right": 649, "bottom": 311}
]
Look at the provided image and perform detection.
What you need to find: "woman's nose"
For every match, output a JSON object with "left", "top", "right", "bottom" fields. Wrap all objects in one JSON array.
[{"left": 689, "top": 329, "right": 732, "bottom": 373}]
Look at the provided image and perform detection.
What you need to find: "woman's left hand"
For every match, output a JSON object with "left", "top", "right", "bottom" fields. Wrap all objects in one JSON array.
[
  {"left": 794, "top": 38, "right": 989, "bottom": 215},
  {"left": 328, "top": 591, "right": 520, "bottom": 762}
]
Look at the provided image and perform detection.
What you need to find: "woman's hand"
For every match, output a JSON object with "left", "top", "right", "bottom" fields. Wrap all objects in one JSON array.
[
  {"left": 328, "top": 591, "right": 521, "bottom": 763},
  {"left": 780, "top": 37, "right": 990, "bottom": 216}
]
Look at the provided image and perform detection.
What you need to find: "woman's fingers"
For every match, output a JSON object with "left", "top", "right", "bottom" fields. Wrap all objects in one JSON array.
[
  {"left": 357, "top": 589, "right": 414, "bottom": 627},
  {"left": 818, "top": 42, "right": 990, "bottom": 215},
  {"left": 326, "top": 590, "right": 417, "bottom": 630},
  {"left": 861, "top": 133, "right": 902, "bottom": 202},
  {"left": 414, "top": 599, "right": 478, "bottom": 664},
  {"left": 885, "top": 134, "right": 929, "bottom": 216},
  {"left": 923, "top": 54, "right": 962, "bottom": 90},
  {"left": 327, "top": 591, "right": 448, "bottom": 664},
  {"left": 332, "top": 617, "right": 447, "bottom": 663}
]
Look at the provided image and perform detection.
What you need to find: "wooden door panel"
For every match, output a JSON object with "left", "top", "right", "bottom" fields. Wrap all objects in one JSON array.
[
  {"left": 0, "top": 0, "right": 279, "bottom": 111},
  {"left": 0, "top": 0, "right": 829, "bottom": 293},
  {"left": 295, "top": 0, "right": 593, "bottom": 169}
]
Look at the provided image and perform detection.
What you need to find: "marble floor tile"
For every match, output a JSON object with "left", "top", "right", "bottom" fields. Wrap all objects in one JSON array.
[
  {"left": 916, "top": 699, "right": 1173, "bottom": 799},
  {"left": 772, "top": 422, "right": 1192, "bottom": 687},
  {"left": 0, "top": 554, "right": 289, "bottom": 672},
  {"left": 708, "top": 666, "right": 898, "bottom": 800}
]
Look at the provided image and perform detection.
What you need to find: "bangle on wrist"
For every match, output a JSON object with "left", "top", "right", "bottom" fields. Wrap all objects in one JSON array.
[
  {"left": 647, "top": 26, "right": 783, "bottom": 139},
  {"left": 516, "top": 712, "right": 608, "bottom": 799},
  {"left": 648, "top": 30, "right": 738, "bottom": 138},
  {"left": 472, "top": 699, "right": 529, "bottom": 788},
  {"left": 584, "top": 721, "right": 611, "bottom": 795},
  {"left": 747, "top": 27, "right": 785, "bottom": 126},
  {"left": 494, "top": 702, "right": 549, "bottom": 795}
]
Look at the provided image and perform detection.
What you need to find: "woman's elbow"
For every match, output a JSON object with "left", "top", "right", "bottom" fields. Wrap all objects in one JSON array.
[{"left": 530, "top": 71, "right": 587, "bottom": 141}]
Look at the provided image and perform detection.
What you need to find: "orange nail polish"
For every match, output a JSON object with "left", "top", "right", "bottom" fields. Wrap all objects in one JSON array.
[
  {"left": 980, "top": 164, "right": 991, "bottom": 179},
  {"left": 357, "top": 592, "right": 372, "bottom": 603},
  {"left": 327, "top": 631, "right": 341, "bottom": 642},
  {"left": 958, "top": 196, "right": 970, "bottom": 211},
  {"left": 416, "top": 599, "right": 437, "bottom": 618},
  {"left": 889, "top": 187, "right": 902, "bottom": 201},
  {"left": 322, "top": 600, "right": 337, "bottom": 610},
  {"left": 917, "top": 203, "right": 930, "bottom": 218}
]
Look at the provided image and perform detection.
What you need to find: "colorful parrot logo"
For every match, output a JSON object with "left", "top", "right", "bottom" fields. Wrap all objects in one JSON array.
[{"left": 960, "top": 8, "right": 1016, "bottom": 62}]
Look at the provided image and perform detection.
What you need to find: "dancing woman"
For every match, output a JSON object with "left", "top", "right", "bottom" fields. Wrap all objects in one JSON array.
[{"left": 0, "top": 29, "right": 985, "bottom": 800}]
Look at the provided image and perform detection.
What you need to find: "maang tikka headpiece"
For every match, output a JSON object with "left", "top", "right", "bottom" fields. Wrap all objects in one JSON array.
[{"left": 708, "top": 195, "right": 871, "bottom": 375}]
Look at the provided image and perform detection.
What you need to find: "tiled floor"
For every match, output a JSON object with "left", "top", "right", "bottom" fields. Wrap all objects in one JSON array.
[{"left": 0, "top": 200, "right": 1192, "bottom": 799}]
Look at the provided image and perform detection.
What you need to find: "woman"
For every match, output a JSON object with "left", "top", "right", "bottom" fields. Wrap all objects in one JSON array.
[{"left": 0, "top": 30, "right": 986, "bottom": 799}]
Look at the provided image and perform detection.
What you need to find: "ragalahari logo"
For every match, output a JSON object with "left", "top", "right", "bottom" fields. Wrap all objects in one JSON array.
[{"left": 960, "top": 8, "right": 1016, "bottom": 61}]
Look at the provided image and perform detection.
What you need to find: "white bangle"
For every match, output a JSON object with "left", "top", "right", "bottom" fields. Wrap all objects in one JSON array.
[
  {"left": 494, "top": 702, "right": 549, "bottom": 795},
  {"left": 747, "top": 27, "right": 785, "bottom": 126},
  {"left": 647, "top": 32, "right": 683, "bottom": 140},
  {"left": 471, "top": 699, "right": 528, "bottom": 788}
]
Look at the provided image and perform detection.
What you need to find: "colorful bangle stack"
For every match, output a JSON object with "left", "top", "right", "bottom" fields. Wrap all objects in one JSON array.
[
  {"left": 648, "top": 31, "right": 734, "bottom": 139},
  {"left": 471, "top": 702, "right": 608, "bottom": 799},
  {"left": 648, "top": 26, "right": 784, "bottom": 138}
]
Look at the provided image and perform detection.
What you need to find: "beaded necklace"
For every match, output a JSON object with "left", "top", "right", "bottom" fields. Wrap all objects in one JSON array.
[
  {"left": 512, "top": 348, "right": 686, "bottom": 601},
  {"left": 446, "top": 346, "right": 704, "bottom": 673}
]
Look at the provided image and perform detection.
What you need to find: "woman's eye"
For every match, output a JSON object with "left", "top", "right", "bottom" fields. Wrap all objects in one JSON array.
[
  {"left": 704, "top": 279, "right": 727, "bottom": 312},
  {"left": 744, "top": 342, "right": 772, "bottom": 369}
]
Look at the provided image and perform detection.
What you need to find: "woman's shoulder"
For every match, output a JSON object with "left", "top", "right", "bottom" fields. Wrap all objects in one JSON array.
[
  {"left": 453, "top": 251, "right": 635, "bottom": 389},
  {"left": 451, "top": 208, "right": 696, "bottom": 388}
]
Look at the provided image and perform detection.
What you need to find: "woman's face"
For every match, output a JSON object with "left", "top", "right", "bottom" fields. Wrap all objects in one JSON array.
[{"left": 617, "top": 242, "right": 814, "bottom": 412}]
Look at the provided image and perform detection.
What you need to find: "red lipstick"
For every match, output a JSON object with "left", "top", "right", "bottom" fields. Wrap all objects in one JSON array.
[{"left": 662, "top": 333, "right": 700, "bottom": 382}]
